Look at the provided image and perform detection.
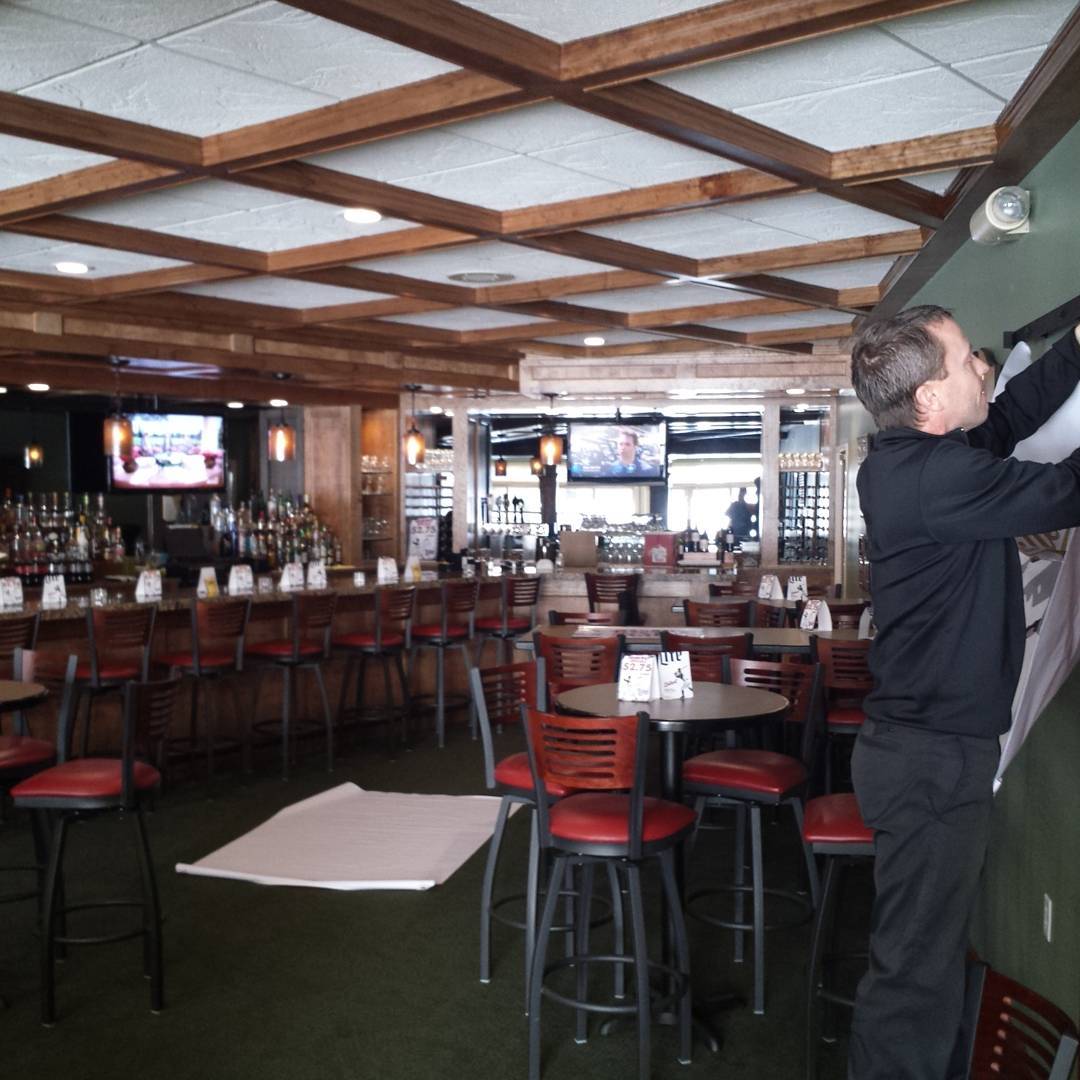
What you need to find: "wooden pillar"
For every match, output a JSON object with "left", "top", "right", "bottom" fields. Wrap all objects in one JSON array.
[
  {"left": 452, "top": 407, "right": 470, "bottom": 553},
  {"left": 760, "top": 401, "right": 780, "bottom": 567},
  {"left": 303, "top": 405, "right": 362, "bottom": 563}
]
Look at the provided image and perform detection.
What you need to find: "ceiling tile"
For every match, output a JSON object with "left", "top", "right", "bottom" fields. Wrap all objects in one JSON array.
[
  {"left": 0, "top": 2, "right": 137, "bottom": 90},
  {"left": 703, "top": 310, "right": 852, "bottom": 332},
  {"left": 7, "top": 0, "right": 259, "bottom": 40},
  {"left": 953, "top": 45, "right": 1048, "bottom": 101},
  {"left": 537, "top": 328, "right": 660, "bottom": 345},
  {"left": 22, "top": 43, "right": 335, "bottom": 136},
  {"left": 657, "top": 26, "right": 932, "bottom": 111},
  {"left": 0, "top": 235, "right": 185, "bottom": 276},
  {"left": 441, "top": 101, "right": 628, "bottom": 155},
  {"left": 776, "top": 256, "right": 898, "bottom": 289},
  {"left": 179, "top": 277, "right": 391, "bottom": 308},
  {"left": 382, "top": 307, "right": 551, "bottom": 331},
  {"left": 906, "top": 169, "right": 960, "bottom": 194},
  {"left": 881, "top": 0, "right": 1077, "bottom": 65},
  {"left": 0, "top": 134, "right": 113, "bottom": 187},
  {"left": 161, "top": 1, "right": 457, "bottom": 101},
  {"left": 571, "top": 283, "right": 764, "bottom": 312},
  {"left": 355, "top": 241, "right": 617, "bottom": 282},
  {"left": 535, "top": 130, "right": 739, "bottom": 186},
  {"left": 739, "top": 68, "right": 1003, "bottom": 151},
  {"left": 452, "top": 0, "right": 728, "bottom": 43},
  {"left": 71, "top": 178, "right": 295, "bottom": 225},
  {"left": 715, "top": 192, "right": 912, "bottom": 242}
]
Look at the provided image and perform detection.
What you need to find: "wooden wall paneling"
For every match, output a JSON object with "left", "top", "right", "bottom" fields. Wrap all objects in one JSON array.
[{"left": 303, "top": 405, "right": 364, "bottom": 564}]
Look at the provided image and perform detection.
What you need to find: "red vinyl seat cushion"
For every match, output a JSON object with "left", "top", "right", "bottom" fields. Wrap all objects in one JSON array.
[
  {"left": 333, "top": 631, "right": 405, "bottom": 650},
  {"left": 495, "top": 752, "right": 578, "bottom": 798},
  {"left": 827, "top": 706, "right": 866, "bottom": 729},
  {"left": 411, "top": 623, "right": 470, "bottom": 640},
  {"left": 11, "top": 758, "right": 161, "bottom": 801},
  {"left": 682, "top": 749, "right": 807, "bottom": 797},
  {"left": 802, "top": 793, "right": 874, "bottom": 846},
  {"left": 475, "top": 616, "right": 532, "bottom": 633},
  {"left": 0, "top": 735, "right": 55, "bottom": 771},
  {"left": 74, "top": 659, "right": 142, "bottom": 682},
  {"left": 549, "top": 793, "right": 696, "bottom": 845},
  {"left": 157, "top": 648, "right": 237, "bottom": 671},
  {"left": 245, "top": 640, "right": 323, "bottom": 660}
]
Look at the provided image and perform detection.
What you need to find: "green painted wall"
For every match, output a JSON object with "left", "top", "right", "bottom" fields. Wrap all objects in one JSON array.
[{"left": 849, "top": 117, "right": 1080, "bottom": 1017}]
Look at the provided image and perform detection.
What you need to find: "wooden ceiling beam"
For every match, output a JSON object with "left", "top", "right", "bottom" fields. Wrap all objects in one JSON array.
[
  {"left": 84, "top": 266, "right": 249, "bottom": 298},
  {"left": 651, "top": 323, "right": 816, "bottom": 355},
  {"left": 266, "top": 227, "right": 476, "bottom": 272},
  {"left": 288, "top": 266, "right": 474, "bottom": 306},
  {"left": 627, "top": 297, "right": 814, "bottom": 327},
  {"left": 748, "top": 324, "right": 854, "bottom": 346},
  {"left": 516, "top": 231, "right": 698, "bottom": 277},
  {"left": 485, "top": 300, "right": 632, "bottom": 329},
  {"left": 477, "top": 270, "right": 662, "bottom": 304},
  {"left": 831, "top": 127, "right": 998, "bottom": 184}
]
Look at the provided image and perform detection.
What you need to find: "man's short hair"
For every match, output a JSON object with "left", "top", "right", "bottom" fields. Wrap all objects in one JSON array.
[
  {"left": 617, "top": 428, "right": 638, "bottom": 444},
  {"left": 850, "top": 305, "right": 952, "bottom": 430}
]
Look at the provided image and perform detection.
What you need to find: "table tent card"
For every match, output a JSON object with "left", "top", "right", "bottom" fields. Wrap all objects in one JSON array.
[
  {"left": 257, "top": 575, "right": 275, "bottom": 594},
  {"left": 758, "top": 573, "right": 784, "bottom": 600},
  {"left": 41, "top": 574, "right": 67, "bottom": 609},
  {"left": 799, "top": 599, "right": 832, "bottom": 631},
  {"left": 306, "top": 561, "right": 327, "bottom": 590},
  {"left": 197, "top": 567, "right": 220, "bottom": 599},
  {"left": 403, "top": 555, "right": 422, "bottom": 583},
  {"left": 377, "top": 557, "right": 399, "bottom": 585},
  {"left": 0, "top": 577, "right": 24, "bottom": 610},
  {"left": 352, "top": 571, "right": 366, "bottom": 587},
  {"left": 786, "top": 575, "right": 809, "bottom": 601},
  {"left": 658, "top": 651, "right": 694, "bottom": 700},
  {"left": 228, "top": 564, "right": 254, "bottom": 596},
  {"left": 135, "top": 569, "right": 163, "bottom": 602},
  {"left": 279, "top": 562, "right": 305, "bottom": 593},
  {"left": 618, "top": 655, "right": 660, "bottom": 702}
]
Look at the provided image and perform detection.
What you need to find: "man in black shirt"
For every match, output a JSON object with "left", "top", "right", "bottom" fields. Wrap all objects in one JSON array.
[{"left": 849, "top": 305, "right": 1080, "bottom": 1079}]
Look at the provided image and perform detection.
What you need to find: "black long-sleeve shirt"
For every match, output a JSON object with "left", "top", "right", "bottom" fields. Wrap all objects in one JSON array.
[{"left": 857, "top": 329, "right": 1080, "bottom": 737}]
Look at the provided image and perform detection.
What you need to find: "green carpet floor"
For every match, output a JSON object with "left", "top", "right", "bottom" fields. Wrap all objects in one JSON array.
[{"left": 1, "top": 724, "right": 867, "bottom": 1080}]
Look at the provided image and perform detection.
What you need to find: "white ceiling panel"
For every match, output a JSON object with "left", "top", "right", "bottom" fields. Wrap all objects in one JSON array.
[
  {"left": 537, "top": 328, "right": 661, "bottom": 346},
  {"left": 570, "top": 283, "right": 764, "bottom": 312},
  {"left": 6, "top": 0, "right": 258, "bottom": 40},
  {"left": 0, "top": 236, "right": 185, "bottom": 276},
  {"left": 452, "top": 0, "right": 729, "bottom": 43},
  {"left": 21, "top": 43, "right": 335, "bottom": 136},
  {"left": 657, "top": 26, "right": 933, "bottom": 111},
  {"left": 703, "top": 310, "right": 852, "bottom": 333},
  {"left": 0, "top": 134, "right": 113, "bottom": 187},
  {"left": 881, "top": 0, "right": 1077, "bottom": 65},
  {"left": 954, "top": 46, "right": 1049, "bottom": 101},
  {"left": 71, "top": 178, "right": 295, "bottom": 225},
  {"left": 0, "top": 2, "right": 137, "bottom": 90},
  {"left": 382, "top": 308, "right": 552, "bottom": 331},
  {"left": 161, "top": 2, "right": 457, "bottom": 100},
  {"left": 740, "top": 68, "right": 1003, "bottom": 152},
  {"left": 355, "top": 241, "right": 616, "bottom": 283},
  {"left": 179, "top": 277, "right": 391, "bottom": 308},
  {"left": 441, "top": 101, "right": 629, "bottom": 155},
  {"left": 535, "top": 130, "right": 739, "bottom": 186},
  {"left": 776, "top": 256, "right": 898, "bottom": 289},
  {"left": 906, "top": 169, "right": 961, "bottom": 194},
  {"left": 716, "top": 192, "right": 912, "bottom": 243}
]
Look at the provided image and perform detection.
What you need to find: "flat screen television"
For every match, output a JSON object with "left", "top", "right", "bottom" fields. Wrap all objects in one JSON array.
[
  {"left": 567, "top": 420, "right": 667, "bottom": 482},
  {"left": 108, "top": 412, "right": 225, "bottom": 492}
]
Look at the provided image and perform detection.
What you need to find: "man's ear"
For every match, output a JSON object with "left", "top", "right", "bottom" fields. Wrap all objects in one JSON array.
[{"left": 914, "top": 381, "right": 939, "bottom": 415}]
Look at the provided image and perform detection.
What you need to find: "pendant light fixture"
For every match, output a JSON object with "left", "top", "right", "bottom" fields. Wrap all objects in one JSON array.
[
  {"left": 494, "top": 454, "right": 508, "bottom": 477},
  {"left": 23, "top": 441, "right": 44, "bottom": 469},
  {"left": 103, "top": 357, "right": 133, "bottom": 460},
  {"left": 537, "top": 392, "right": 562, "bottom": 467},
  {"left": 529, "top": 455, "right": 544, "bottom": 476},
  {"left": 267, "top": 404, "right": 296, "bottom": 462},
  {"left": 402, "top": 384, "right": 425, "bottom": 466}
]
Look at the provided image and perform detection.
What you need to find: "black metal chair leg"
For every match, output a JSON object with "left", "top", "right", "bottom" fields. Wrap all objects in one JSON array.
[
  {"left": 313, "top": 663, "right": 333, "bottom": 772},
  {"left": 40, "top": 811, "right": 69, "bottom": 1026},
  {"left": 480, "top": 796, "right": 513, "bottom": 984},
  {"left": 132, "top": 806, "right": 164, "bottom": 1012},
  {"left": 280, "top": 666, "right": 292, "bottom": 780},
  {"left": 626, "top": 863, "right": 651, "bottom": 1080},
  {"left": 393, "top": 651, "right": 411, "bottom": 748}
]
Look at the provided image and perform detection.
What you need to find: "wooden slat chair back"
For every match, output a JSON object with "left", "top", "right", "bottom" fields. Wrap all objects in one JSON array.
[
  {"left": 534, "top": 632, "right": 620, "bottom": 702},
  {"left": 662, "top": 630, "right": 752, "bottom": 684},
  {"left": 0, "top": 613, "right": 41, "bottom": 678},
  {"left": 685, "top": 599, "right": 751, "bottom": 627}
]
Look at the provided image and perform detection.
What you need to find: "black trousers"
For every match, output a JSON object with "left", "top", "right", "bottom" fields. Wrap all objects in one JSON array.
[{"left": 848, "top": 717, "right": 1000, "bottom": 1080}]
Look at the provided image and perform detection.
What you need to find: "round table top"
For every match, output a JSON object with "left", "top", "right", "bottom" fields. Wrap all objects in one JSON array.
[
  {"left": 0, "top": 680, "right": 48, "bottom": 711},
  {"left": 556, "top": 680, "right": 789, "bottom": 733}
]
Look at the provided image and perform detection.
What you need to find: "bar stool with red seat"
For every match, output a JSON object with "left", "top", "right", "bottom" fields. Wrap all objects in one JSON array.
[
  {"left": 334, "top": 585, "right": 414, "bottom": 750},
  {"left": 525, "top": 707, "right": 695, "bottom": 1080},
  {"left": 682, "top": 656, "right": 824, "bottom": 1015},
  {"left": 70, "top": 603, "right": 158, "bottom": 757},
  {"left": 802, "top": 793, "right": 874, "bottom": 1080},
  {"left": 585, "top": 571, "right": 642, "bottom": 625},
  {"left": 475, "top": 574, "right": 540, "bottom": 665},
  {"left": 156, "top": 596, "right": 251, "bottom": 779},
  {"left": 534, "top": 631, "right": 620, "bottom": 704},
  {"left": 811, "top": 635, "right": 873, "bottom": 792},
  {"left": 247, "top": 590, "right": 337, "bottom": 779},
  {"left": 11, "top": 673, "right": 181, "bottom": 1024},
  {"left": 0, "top": 612, "right": 41, "bottom": 677},
  {"left": 410, "top": 579, "right": 478, "bottom": 749},
  {"left": 684, "top": 598, "right": 752, "bottom": 628}
]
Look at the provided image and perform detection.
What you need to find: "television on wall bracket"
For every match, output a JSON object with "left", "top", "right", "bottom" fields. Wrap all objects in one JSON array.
[
  {"left": 566, "top": 420, "right": 667, "bottom": 483},
  {"left": 108, "top": 412, "right": 225, "bottom": 492}
]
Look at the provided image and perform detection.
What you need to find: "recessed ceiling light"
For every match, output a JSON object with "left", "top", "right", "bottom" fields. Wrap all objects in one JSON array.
[
  {"left": 794, "top": 402, "right": 811, "bottom": 412},
  {"left": 54, "top": 261, "right": 89, "bottom": 275},
  {"left": 226, "top": 401, "right": 244, "bottom": 409},
  {"left": 27, "top": 382, "right": 50, "bottom": 392},
  {"left": 428, "top": 405, "right": 443, "bottom": 414},
  {"left": 343, "top": 207, "right": 382, "bottom": 224},
  {"left": 269, "top": 398, "right": 288, "bottom": 408},
  {"left": 785, "top": 387, "right": 806, "bottom": 395},
  {"left": 583, "top": 335, "right": 606, "bottom": 347},
  {"left": 447, "top": 271, "right": 516, "bottom": 284}
]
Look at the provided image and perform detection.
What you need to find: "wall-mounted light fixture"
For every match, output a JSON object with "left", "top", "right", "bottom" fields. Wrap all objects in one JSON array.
[
  {"left": 402, "top": 384, "right": 425, "bottom": 466},
  {"left": 970, "top": 186, "right": 1031, "bottom": 245},
  {"left": 538, "top": 392, "right": 563, "bottom": 467}
]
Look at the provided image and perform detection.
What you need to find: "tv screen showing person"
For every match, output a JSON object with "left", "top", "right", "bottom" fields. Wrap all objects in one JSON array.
[{"left": 567, "top": 422, "right": 666, "bottom": 480}]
